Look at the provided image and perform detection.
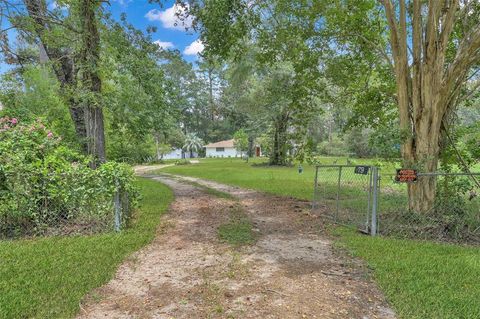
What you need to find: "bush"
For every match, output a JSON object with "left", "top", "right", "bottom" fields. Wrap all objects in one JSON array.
[{"left": 0, "top": 117, "right": 138, "bottom": 238}]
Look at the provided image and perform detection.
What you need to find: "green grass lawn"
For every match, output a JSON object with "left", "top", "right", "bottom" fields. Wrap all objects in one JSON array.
[
  {"left": 159, "top": 158, "right": 480, "bottom": 319},
  {"left": 337, "top": 228, "right": 480, "bottom": 319},
  {"left": 162, "top": 157, "right": 338, "bottom": 200},
  {"left": 0, "top": 178, "right": 173, "bottom": 319}
]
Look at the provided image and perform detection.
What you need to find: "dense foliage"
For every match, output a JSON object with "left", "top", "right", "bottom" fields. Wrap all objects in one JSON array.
[
  {"left": 0, "top": 0, "right": 479, "bottom": 209},
  {"left": 0, "top": 117, "right": 138, "bottom": 238}
]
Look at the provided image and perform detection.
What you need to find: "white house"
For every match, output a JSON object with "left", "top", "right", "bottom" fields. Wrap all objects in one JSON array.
[
  {"left": 161, "top": 148, "right": 197, "bottom": 160},
  {"left": 204, "top": 139, "right": 262, "bottom": 158},
  {"left": 205, "top": 139, "right": 239, "bottom": 157}
]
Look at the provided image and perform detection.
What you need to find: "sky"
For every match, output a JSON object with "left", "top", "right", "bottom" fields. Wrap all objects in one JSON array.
[
  {"left": 0, "top": 0, "right": 203, "bottom": 73},
  {"left": 108, "top": 0, "right": 203, "bottom": 64}
]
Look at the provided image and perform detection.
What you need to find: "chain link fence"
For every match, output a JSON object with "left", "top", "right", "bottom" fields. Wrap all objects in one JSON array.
[
  {"left": 313, "top": 165, "right": 480, "bottom": 244},
  {"left": 0, "top": 177, "right": 132, "bottom": 240},
  {"left": 312, "top": 165, "right": 378, "bottom": 235},
  {"left": 378, "top": 172, "right": 480, "bottom": 243}
]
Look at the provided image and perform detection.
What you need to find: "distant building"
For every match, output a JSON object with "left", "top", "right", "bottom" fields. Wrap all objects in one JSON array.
[
  {"left": 162, "top": 148, "right": 197, "bottom": 160},
  {"left": 204, "top": 139, "right": 261, "bottom": 158},
  {"left": 205, "top": 139, "right": 238, "bottom": 157}
]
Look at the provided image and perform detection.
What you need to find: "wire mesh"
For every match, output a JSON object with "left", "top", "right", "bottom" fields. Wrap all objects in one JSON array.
[
  {"left": 378, "top": 173, "right": 480, "bottom": 243},
  {"left": 313, "top": 165, "right": 374, "bottom": 233},
  {"left": 0, "top": 177, "right": 132, "bottom": 240},
  {"left": 313, "top": 166, "right": 479, "bottom": 243}
]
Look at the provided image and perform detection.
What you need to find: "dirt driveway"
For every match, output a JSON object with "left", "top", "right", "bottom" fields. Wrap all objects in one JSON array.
[{"left": 77, "top": 174, "right": 395, "bottom": 319}]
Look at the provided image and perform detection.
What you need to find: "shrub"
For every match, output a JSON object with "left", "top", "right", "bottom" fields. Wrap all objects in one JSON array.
[{"left": 0, "top": 117, "right": 138, "bottom": 238}]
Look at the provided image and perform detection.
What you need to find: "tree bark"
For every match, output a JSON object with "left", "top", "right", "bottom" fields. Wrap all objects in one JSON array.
[
  {"left": 247, "top": 136, "right": 254, "bottom": 161},
  {"left": 79, "top": 0, "right": 106, "bottom": 167},
  {"left": 381, "top": 0, "right": 480, "bottom": 212},
  {"left": 269, "top": 112, "right": 289, "bottom": 166},
  {"left": 24, "top": 0, "right": 88, "bottom": 153}
]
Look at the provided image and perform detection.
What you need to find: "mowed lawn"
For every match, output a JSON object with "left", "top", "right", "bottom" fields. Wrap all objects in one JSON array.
[
  {"left": 0, "top": 178, "right": 173, "bottom": 319},
  {"left": 160, "top": 158, "right": 480, "bottom": 319},
  {"left": 163, "top": 157, "right": 367, "bottom": 200}
]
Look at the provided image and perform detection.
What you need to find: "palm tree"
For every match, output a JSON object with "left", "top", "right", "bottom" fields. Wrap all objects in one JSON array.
[{"left": 182, "top": 133, "right": 203, "bottom": 159}]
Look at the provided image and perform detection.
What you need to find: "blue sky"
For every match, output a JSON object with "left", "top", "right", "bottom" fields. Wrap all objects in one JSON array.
[
  {"left": 108, "top": 0, "right": 203, "bottom": 63},
  {"left": 0, "top": 0, "right": 202, "bottom": 73}
]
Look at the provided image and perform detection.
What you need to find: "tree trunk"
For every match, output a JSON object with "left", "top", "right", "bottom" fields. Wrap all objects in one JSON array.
[
  {"left": 68, "top": 99, "right": 88, "bottom": 153},
  {"left": 407, "top": 87, "right": 443, "bottom": 212},
  {"left": 208, "top": 67, "right": 215, "bottom": 121},
  {"left": 269, "top": 113, "right": 289, "bottom": 166},
  {"left": 79, "top": 0, "right": 105, "bottom": 167},
  {"left": 380, "top": 0, "right": 479, "bottom": 213},
  {"left": 247, "top": 136, "right": 254, "bottom": 157},
  {"left": 407, "top": 138, "right": 440, "bottom": 213},
  {"left": 85, "top": 106, "right": 106, "bottom": 164},
  {"left": 24, "top": 0, "right": 88, "bottom": 152},
  {"left": 247, "top": 136, "right": 254, "bottom": 163}
]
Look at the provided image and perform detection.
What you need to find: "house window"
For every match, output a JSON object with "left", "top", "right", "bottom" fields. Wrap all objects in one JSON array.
[{"left": 216, "top": 147, "right": 225, "bottom": 152}]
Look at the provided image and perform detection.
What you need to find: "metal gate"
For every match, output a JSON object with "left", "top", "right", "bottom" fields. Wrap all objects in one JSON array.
[{"left": 312, "top": 165, "right": 379, "bottom": 235}]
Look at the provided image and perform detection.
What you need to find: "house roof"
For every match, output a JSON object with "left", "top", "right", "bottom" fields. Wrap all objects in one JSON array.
[{"left": 204, "top": 139, "right": 235, "bottom": 148}]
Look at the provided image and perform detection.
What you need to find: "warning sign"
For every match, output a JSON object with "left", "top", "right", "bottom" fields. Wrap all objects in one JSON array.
[{"left": 395, "top": 169, "right": 418, "bottom": 183}]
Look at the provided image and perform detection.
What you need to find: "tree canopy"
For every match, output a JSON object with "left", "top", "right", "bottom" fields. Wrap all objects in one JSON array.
[{"left": 1, "top": 0, "right": 480, "bottom": 210}]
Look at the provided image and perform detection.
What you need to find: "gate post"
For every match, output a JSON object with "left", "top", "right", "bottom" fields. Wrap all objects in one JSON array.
[
  {"left": 336, "top": 166, "right": 343, "bottom": 222},
  {"left": 371, "top": 167, "right": 379, "bottom": 236},
  {"left": 312, "top": 166, "right": 319, "bottom": 209},
  {"left": 114, "top": 178, "right": 121, "bottom": 232},
  {"left": 366, "top": 167, "right": 373, "bottom": 232}
]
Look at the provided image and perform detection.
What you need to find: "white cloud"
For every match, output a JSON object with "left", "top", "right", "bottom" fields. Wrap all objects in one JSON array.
[
  {"left": 114, "top": 0, "right": 132, "bottom": 6},
  {"left": 145, "top": 4, "right": 193, "bottom": 31},
  {"left": 153, "top": 40, "right": 174, "bottom": 50},
  {"left": 183, "top": 40, "right": 204, "bottom": 56}
]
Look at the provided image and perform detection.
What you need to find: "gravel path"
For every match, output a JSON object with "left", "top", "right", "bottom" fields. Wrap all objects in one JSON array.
[{"left": 77, "top": 174, "right": 395, "bottom": 319}]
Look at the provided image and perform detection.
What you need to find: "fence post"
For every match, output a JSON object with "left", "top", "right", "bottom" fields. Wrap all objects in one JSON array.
[
  {"left": 371, "top": 167, "right": 379, "bottom": 236},
  {"left": 366, "top": 167, "right": 373, "bottom": 231},
  {"left": 114, "top": 179, "right": 121, "bottom": 232},
  {"left": 336, "top": 166, "right": 343, "bottom": 222},
  {"left": 312, "top": 166, "right": 319, "bottom": 209}
]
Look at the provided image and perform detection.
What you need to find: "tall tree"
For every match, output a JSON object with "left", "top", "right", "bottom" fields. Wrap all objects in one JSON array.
[
  {"left": 23, "top": 0, "right": 87, "bottom": 152},
  {"left": 78, "top": 0, "right": 105, "bottom": 165},
  {"left": 10, "top": 0, "right": 106, "bottom": 162},
  {"left": 192, "top": 0, "right": 325, "bottom": 165},
  {"left": 380, "top": 0, "right": 480, "bottom": 211},
  {"left": 101, "top": 17, "right": 171, "bottom": 162}
]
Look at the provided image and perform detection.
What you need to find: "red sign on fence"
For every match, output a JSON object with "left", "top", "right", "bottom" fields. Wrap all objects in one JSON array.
[{"left": 395, "top": 169, "right": 418, "bottom": 183}]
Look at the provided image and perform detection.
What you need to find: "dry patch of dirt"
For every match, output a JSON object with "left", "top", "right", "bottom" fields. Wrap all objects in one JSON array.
[
  {"left": 134, "top": 164, "right": 173, "bottom": 175},
  {"left": 77, "top": 174, "right": 395, "bottom": 319}
]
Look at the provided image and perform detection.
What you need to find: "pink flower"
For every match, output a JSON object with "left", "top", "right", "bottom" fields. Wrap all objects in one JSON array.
[
  {"left": 10, "top": 118, "right": 17, "bottom": 125},
  {"left": 47, "top": 131, "right": 54, "bottom": 138}
]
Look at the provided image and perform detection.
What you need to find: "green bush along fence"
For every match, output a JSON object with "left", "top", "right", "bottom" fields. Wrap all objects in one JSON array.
[
  {"left": 0, "top": 117, "right": 139, "bottom": 239},
  {"left": 0, "top": 168, "right": 137, "bottom": 240}
]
